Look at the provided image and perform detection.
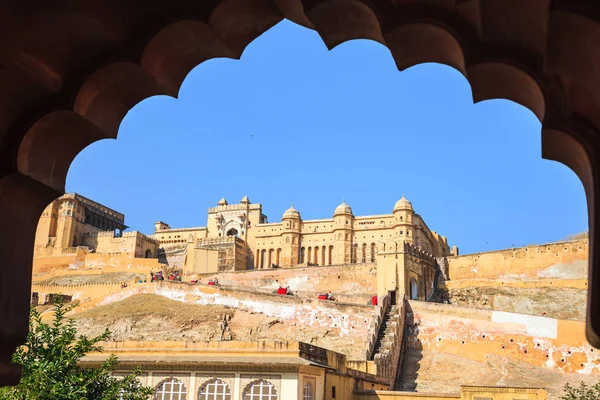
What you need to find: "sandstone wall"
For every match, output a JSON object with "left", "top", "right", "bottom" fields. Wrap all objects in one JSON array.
[
  {"left": 445, "top": 281, "right": 587, "bottom": 321},
  {"left": 402, "top": 301, "right": 599, "bottom": 398},
  {"left": 193, "top": 263, "right": 377, "bottom": 295},
  {"left": 444, "top": 239, "right": 589, "bottom": 321},
  {"left": 446, "top": 239, "right": 588, "bottom": 281},
  {"left": 33, "top": 253, "right": 164, "bottom": 277},
  {"left": 354, "top": 387, "right": 547, "bottom": 400},
  {"left": 32, "top": 282, "right": 126, "bottom": 302}
]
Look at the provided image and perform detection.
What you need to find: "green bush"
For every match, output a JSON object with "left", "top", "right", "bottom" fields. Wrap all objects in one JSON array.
[{"left": 0, "top": 298, "right": 153, "bottom": 400}]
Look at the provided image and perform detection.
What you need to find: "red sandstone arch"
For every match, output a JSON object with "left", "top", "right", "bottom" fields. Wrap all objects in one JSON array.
[{"left": 1, "top": 0, "right": 600, "bottom": 385}]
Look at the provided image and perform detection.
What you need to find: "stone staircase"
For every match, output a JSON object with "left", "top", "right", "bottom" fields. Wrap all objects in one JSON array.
[
  {"left": 372, "top": 305, "right": 400, "bottom": 357},
  {"left": 371, "top": 302, "right": 405, "bottom": 385}
]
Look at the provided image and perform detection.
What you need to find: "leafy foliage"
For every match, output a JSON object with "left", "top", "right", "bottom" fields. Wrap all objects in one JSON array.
[
  {"left": 561, "top": 381, "right": 600, "bottom": 400},
  {"left": 0, "top": 298, "right": 153, "bottom": 400}
]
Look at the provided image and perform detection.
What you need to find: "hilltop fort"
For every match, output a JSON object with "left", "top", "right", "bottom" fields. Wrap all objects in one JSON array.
[{"left": 31, "top": 194, "right": 593, "bottom": 400}]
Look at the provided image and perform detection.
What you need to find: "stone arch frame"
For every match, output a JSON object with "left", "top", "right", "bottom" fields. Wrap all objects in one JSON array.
[
  {"left": 154, "top": 376, "right": 188, "bottom": 400},
  {"left": 197, "top": 378, "right": 232, "bottom": 400},
  {"left": 242, "top": 378, "right": 279, "bottom": 399},
  {"left": 1, "top": 0, "right": 600, "bottom": 385}
]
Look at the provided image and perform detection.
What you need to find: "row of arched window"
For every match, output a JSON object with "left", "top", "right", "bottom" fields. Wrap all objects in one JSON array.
[
  {"left": 256, "top": 248, "right": 282, "bottom": 268},
  {"left": 350, "top": 243, "right": 377, "bottom": 264},
  {"left": 298, "top": 245, "right": 333, "bottom": 265},
  {"left": 255, "top": 242, "right": 381, "bottom": 268},
  {"left": 151, "top": 377, "right": 297, "bottom": 400}
]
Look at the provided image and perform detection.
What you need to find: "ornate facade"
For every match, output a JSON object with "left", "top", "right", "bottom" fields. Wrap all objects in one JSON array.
[
  {"left": 34, "top": 193, "right": 158, "bottom": 259},
  {"left": 154, "top": 196, "right": 457, "bottom": 301},
  {"left": 154, "top": 195, "right": 457, "bottom": 271}
]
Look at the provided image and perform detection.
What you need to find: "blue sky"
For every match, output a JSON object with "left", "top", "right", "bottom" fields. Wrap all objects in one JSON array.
[{"left": 66, "top": 19, "right": 587, "bottom": 255}]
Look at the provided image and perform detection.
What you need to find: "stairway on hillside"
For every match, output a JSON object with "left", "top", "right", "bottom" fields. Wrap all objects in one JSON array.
[{"left": 371, "top": 305, "right": 400, "bottom": 359}]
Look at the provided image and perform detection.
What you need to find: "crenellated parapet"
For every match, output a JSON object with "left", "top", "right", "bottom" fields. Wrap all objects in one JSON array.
[{"left": 403, "top": 242, "right": 435, "bottom": 264}]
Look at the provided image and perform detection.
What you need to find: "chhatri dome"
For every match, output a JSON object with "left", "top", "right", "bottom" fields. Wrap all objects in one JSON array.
[
  {"left": 218, "top": 198, "right": 228, "bottom": 206},
  {"left": 240, "top": 195, "right": 250, "bottom": 204},
  {"left": 393, "top": 195, "right": 413, "bottom": 211},
  {"left": 334, "top": 201, "right": 353, "bottom": 216},
  {"left": 283, "top": 204, "right": 301, "bottom": 219}
]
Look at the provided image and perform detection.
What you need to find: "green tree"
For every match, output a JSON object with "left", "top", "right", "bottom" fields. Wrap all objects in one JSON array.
[
  {"left": 0, "top": 298, "right": 153, "bottom": 400},
  {"left": 561, "top": 381, "right": 600, "bottom": 400}
]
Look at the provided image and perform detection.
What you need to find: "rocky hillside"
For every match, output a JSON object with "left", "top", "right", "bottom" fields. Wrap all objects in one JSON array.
[
  {"left": 70, "top": 294, "right": 367, "bottom": 359},
  {"left": 447, "top": 286, "right": 587, "bottom": 321}
]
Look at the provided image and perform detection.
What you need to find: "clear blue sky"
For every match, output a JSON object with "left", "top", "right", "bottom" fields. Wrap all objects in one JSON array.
[{"left": 66, "top": 19, "right": 587, "bottom": 255}]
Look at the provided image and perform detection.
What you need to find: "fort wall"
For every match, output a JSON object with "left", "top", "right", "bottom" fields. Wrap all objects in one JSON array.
[
  {"left": 32, "top": 282, "right": 126, "bottom": 302},
  {"left": 407, "top": 301, "right": 599, "bottom": 375},
  {"left": 193, "top": 263, "right": 377, "bottom": 295},
  {"left": 33, "top": 253, "right": 164, "bottom": 277},
  {"left": 446, "top": 239, "right": 588, "bottom": 281},
  {"left": 354, "top": 387, "right": 547, "bottom": 400}
]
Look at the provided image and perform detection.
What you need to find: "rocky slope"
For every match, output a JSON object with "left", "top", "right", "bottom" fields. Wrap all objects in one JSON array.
[
  {"left": 70, "top": 294, "right": 366, "bottom": 359},
  {"left": 448, "top": 286, "right": 586, "bottom": 321}
]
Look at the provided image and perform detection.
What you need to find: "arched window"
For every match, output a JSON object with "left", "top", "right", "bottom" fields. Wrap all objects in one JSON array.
[
  {"left": 370, "top": 243, "right": 376, "bottom": 262},
  {"left": 321, "top": 246, "right": 326, "bottom": 266},
  {"left": 361, "top": 243, "right": 367, "bottom": 263},
  {"left": 410, "top": 278, "right": 418, "bottom": 300},
  {"left": 299, "top": 247, "right": 305, "bottom": 264},
  {"left": 303, "top": 382, "right": 313, "bottom": 400},
  {"left": 243, "top": 379, "right": 278, "bottom": 400},
  {"left": 155, "top": 377, "right": 187, "bottom": 400},
  {"left": 307, "top": 247, "right": 312, "bottom": 264},
  {"left": 351, "top": 244, "right": 358, "bottom": 264},
  {"left": 314, "top": 246, "right": 319, "bottom": 265},
  {"left": 226, "top": 228, "right": 238, "bottom": 237},
  {"left": 276, "top": 248, "right": 281, "bottom": 266},
  {"left": 260, "top": 249, "right": 266, "bottom": 268},
  {"left": 198, "top": 379, "right": 231, "bottom": 400},
  {"left": 328, "top": 245, "right": 333, "bottom": 265}
]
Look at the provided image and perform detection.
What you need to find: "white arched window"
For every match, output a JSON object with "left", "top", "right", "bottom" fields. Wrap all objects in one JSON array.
[
  {"left": 302, "top": 382, "right": 313, "bottom": 400},
  {"left": 243, "top": 379, "right": 278, "bottom": 400},
  {"left": 155, "top": 377, "right": 187, "bottom": 400},
  {"left": 198, "top": 379, "right": 231, "bottom": 400}
]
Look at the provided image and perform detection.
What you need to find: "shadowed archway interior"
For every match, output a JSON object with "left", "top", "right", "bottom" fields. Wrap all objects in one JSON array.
[{"left": 1, "top": 0, "right": 600, "bottom": 385}]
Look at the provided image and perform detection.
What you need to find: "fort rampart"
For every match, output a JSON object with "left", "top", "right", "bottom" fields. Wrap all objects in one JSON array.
[
  {"left": 194, "top": 263, "right": 377, "bottom": 295},
  {"left": 33, "top": 253, "right": 164, "bottom": 277},
  {"left": 446, "top": 239, "right": 588, "bottom": 281},
  {"left": 407, "top": 301, "right": 598, "bottom": 375},
  {"left": 32, "top": 282, "right": 126, "bottom": 302}
]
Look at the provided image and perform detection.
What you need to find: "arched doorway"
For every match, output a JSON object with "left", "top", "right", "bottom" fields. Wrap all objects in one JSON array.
[
  {"left": 410, "top": 278, "right": 418, "bottom": 301},
  {"left": 144, "top": 249, "right": 152, "bottom": 258},
  {"left": 2, "top": 2, "right": 600, "bottom": 385},
  {"left": 226, "top": 228, "right": 238, "bottom": 237}
]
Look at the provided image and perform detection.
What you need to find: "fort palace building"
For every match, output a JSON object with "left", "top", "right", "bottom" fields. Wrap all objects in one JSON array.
[{"left": 34, "top": 194, "right": 458, "bottom": 302}]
